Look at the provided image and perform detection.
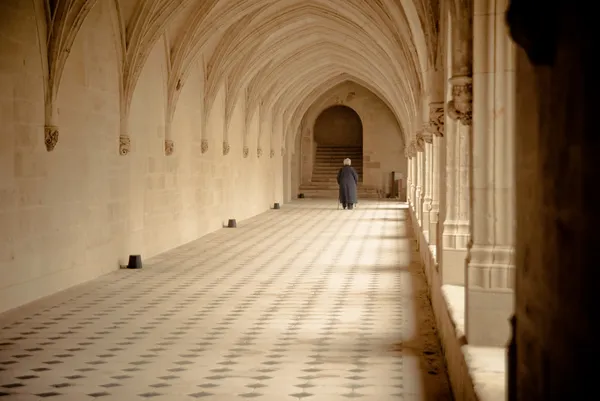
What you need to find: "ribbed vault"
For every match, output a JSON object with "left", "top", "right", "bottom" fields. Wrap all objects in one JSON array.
[{"left": 41, "top": 0, "right": 442, "bottom": 152}]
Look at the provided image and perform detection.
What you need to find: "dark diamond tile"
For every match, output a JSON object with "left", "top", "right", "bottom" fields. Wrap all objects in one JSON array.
[
  {"left": 138, "top": 392, "right": 162, "bottom": 398},
  {"left": 16, "top": 375, "right": 38, "bottom": 380},
  {"left": 252, "top": 375, "right": 272, "bottom": 380},
  {"left": 238, "top": 393, "right": 261, "bottom": 398},
  {"left": 111, "top": 375, "right": 132, "bottom": 380},
  {"left": 189, "top": 392, "right": 214, "bottom": 398},
  {"left": 149, "top": 383, "right": 171, "bottom": 388},
  {"left": 341, "top": 393, "right": 365, "bottom": 398},
  {"left": 246, "top": 383, "right": 267, "bottom": 389},
  {"left": 100, "top": 383, "right": 121, "bottom": 388},
  {"left": 89, "top": 392, "right": 111, "bottom": 397},
  {"left": 158, "top": 375, "right": 179, "bottom": 380},
  {"left": 1, "top": 383, "right": 24, "bottom": 389},
  {"left": 51, "top": 383, "right": 73, "bottom": 388},
  {"left": 36, "top": 392, "right": 61, "bottom": 397},
  {"left": 295, "top": 383, "right": 315, "bottom": 389},
  {"left": 289, "top": 392, "right": 313, "bottom": 398}
]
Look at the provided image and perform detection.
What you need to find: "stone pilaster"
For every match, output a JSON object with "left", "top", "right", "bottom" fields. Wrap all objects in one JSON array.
[
  {"left": 466, "top": 0, "right": 516, "bottom": 346},
  {"left": 427, "top": 102, "right": 444, "bottom": 252},
  {"left": 422, "top": 129, "right": 434, "bottom": 240},
  {"left": 440, "top": 3, "right": 473, "bottom": 286},
  {"left": 405, "top": 144, "right": 413, "bottom": 205},
  {"left": 408, "top": 140, "right": 417, "bottom": 212}
]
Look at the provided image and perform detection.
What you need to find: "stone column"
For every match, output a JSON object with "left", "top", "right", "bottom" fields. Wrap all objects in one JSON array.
[
  {"left": 465, "top": 0, "right": 516, "bottom": 347},
  {"left": 440, "top": 3, "right": 472, "bottom": 286},
  {"left": 414, "top": 139, "right": 423, "bottom": 225},
  {"left": 405, "top": 145, "right": 412, "bottom": 205},
  {"left": 427, "top": 103, "right": 444, "bottom": 253},
  {"left": 409, "top": 140, "right": 417, "bottom": 212},
  {"left": 421, "top": 130, "right": 434, "bottom": 240}
]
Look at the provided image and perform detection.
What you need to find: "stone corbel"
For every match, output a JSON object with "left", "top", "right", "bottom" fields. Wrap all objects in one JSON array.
[
  {"left": 257, "top": 147, "right": 263, "bottom": 158},
  {"left": 269, "top": 149, "right": 275, "bottom": 158},
  {"left": 447, "top": 76, "right": 472, "bottom": 126},
  {"left": 165, "top": 139, "right": 174, "bottom": 156},
  {"left": 223, "top": 141, "right": 230, "bottom": 156},
  {"left": 119, "top": 134, "right": 131, "bottom": 155},
  {"left": 427, "top": 102, "right": 445, "bottom": 137},
  {"left": 44, "top": 125, "right": 59, "bottom": 152},
  {"left": 201, "top": 139, "right": 208, "bottom": 154},
  {"left": 243, "top": 146, "right": 249, "bottom": 158}
]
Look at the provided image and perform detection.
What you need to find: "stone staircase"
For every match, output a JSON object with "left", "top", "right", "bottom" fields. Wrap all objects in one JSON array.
[{"left": 299, "top": 146, "right": 380, "bottom": 199}]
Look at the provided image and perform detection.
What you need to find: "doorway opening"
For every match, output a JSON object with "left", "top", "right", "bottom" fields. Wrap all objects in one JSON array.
[{"left": 312, "top": 105, "right": 363, "bottom": 184}]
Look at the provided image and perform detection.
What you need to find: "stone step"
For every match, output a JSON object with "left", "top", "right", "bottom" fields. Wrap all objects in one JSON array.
[{"left": 299, "top": 190, "right": 381, "bottom": 199}]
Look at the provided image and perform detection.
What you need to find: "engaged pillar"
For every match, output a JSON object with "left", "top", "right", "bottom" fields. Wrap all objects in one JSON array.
[{"left": 466, "top": 0, "right": 516, "bottom": 346}]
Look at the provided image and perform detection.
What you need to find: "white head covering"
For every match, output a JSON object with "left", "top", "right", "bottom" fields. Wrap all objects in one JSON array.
[{"left": 343, "top": 158, "right": 351, "bottom": 166}]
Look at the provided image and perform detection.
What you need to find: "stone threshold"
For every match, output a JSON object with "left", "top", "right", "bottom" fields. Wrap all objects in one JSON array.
[{"left": 410, "top": 207, "right": 507, "bottom": 401}]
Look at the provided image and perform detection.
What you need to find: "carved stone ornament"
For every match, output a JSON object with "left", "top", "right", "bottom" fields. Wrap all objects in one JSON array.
[
  {"left": 405, "top": 140, "right": 417, "bottom": 159},
  {"left": 421, "top": 124, "right": 433, "bottom": 144},
  {"left": 243, "top": 146, "right": 249, "bottom": 158},
  {"left": 44, "top": 125, "right": 59, "bottom": 152},
  {"left": 415, "top": 132, "right": 426, "bottom": 152},
  {"left": 201, "top": 139, "right": 209, "bottom": 154},
  {"left": 269, "top": 149, "right": 275, "bottom": 158},
  {"left": 281, "top": 147, "right": 285, "bottom": 157},
  {"left": 257, "top": 147, "right": 263, "bottom": 158},
  {"left": 427, "top": 103, "right": 445, "bottom": 137},
  {"left": 165, "top": 139, "right": 174, "bottom": 156},
  {"left": 222, "top": 141, "right": 230, "bottom": 156},
  {"left": 119, "top": 135, "right": 131, "bottom": 155},
  {"left": 447, "top": 76, "right": 472, "bottom": 126}
]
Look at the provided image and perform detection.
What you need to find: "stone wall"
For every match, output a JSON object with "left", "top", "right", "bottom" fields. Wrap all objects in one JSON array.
[
  {"left": 296, "top": 82, "right": 406, "bottom": 194},
  {"left": 0, "top": 1, "right": 283, "bottom": 313}
]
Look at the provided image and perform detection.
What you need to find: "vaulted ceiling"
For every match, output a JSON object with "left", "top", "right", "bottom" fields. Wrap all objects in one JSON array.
[{"left": 45, "top": 0, "right": 443, "bottom": 145}]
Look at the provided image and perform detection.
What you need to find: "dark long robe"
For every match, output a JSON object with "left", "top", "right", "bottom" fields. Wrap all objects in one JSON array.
[{"left": 337, "top": 165, "right": 358, "bottom": 204}]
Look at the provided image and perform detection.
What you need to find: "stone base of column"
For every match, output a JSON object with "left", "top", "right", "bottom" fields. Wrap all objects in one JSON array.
[
  {"left": 441, "top": 247, "right": 467, "bottom": 285},
  {"left": 428, "top": 209, "right": 439, "bottom": 246},
  {"left": 466, "top": 288, "right": 514, "bottom": 346},
  {"left": 468, "top": 245, "right": 515, "bottom": 288}
]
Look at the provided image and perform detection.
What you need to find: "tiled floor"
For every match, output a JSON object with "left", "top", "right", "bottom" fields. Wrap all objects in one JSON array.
[{"left": 0, "top": 200, "right": 452, "bottom": 400}]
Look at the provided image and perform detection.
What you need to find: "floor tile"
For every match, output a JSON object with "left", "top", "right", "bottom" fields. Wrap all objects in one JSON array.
[{"left": 0, "top": 200, "right": 451, "bottom": 400}]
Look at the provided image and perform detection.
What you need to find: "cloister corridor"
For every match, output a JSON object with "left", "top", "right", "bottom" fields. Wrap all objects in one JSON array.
[
  {"left": 0, "top": 201, "right": 452, "bottom": 400},
  {"left": 0, "top": 0, "right": 595, "bottom": 400}
]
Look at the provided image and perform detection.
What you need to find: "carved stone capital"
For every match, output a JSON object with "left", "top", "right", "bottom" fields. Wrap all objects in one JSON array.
[
  {"left": 165, "top": 139, "right": 174, "bottom": 156},
  {"left": 447, "top": 76, "right": 472, "bottom": 126},
  {"left": 222, "top": 141, "right": 230, "bottom": 156},
  {"left": 415, "top": 132, "right": 426, "bottom": 152},
  {"left": 269, "top": 149, "right": 275, "bottom": 158},
  {"left": 119, "top": 135, "right": 131, "bottom": 155},
  {"left": 427, "top": 102, "right": 445, "bottom": 137},
  {"left": 404, "top": 140, "right": 417, "bottom": 159},
  {"left": 421, "top": 124, "right": 433, "bottom": 144},
  {"left": 201, "top": 139, "right": 208, "bottom": 154},
  {"left": 257, "top": 147, "right": 263, "bottom": 158},
  {"left": 44, "top": 125, "right": 59, "bottom": 152},
  {"left": 243, "top": 146, "right": 249, "bottom": 158}
]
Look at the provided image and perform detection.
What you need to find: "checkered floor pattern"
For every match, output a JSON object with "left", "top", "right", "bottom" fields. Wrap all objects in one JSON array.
[{"left": 0, "top": 200, "right": 451, "bottom": 400}]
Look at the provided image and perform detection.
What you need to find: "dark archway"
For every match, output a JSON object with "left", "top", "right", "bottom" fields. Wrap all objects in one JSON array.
[
  {"left": 314, "top": 105, "right": 363, "bottom": 147},
  {"left": 312, "top": 105, "right": 363, "bottom": 183}
]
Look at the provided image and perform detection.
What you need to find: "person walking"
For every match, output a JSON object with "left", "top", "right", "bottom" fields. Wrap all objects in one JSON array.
[{"left": 337, "top": 158, "right": 358, "bottom": 209}]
